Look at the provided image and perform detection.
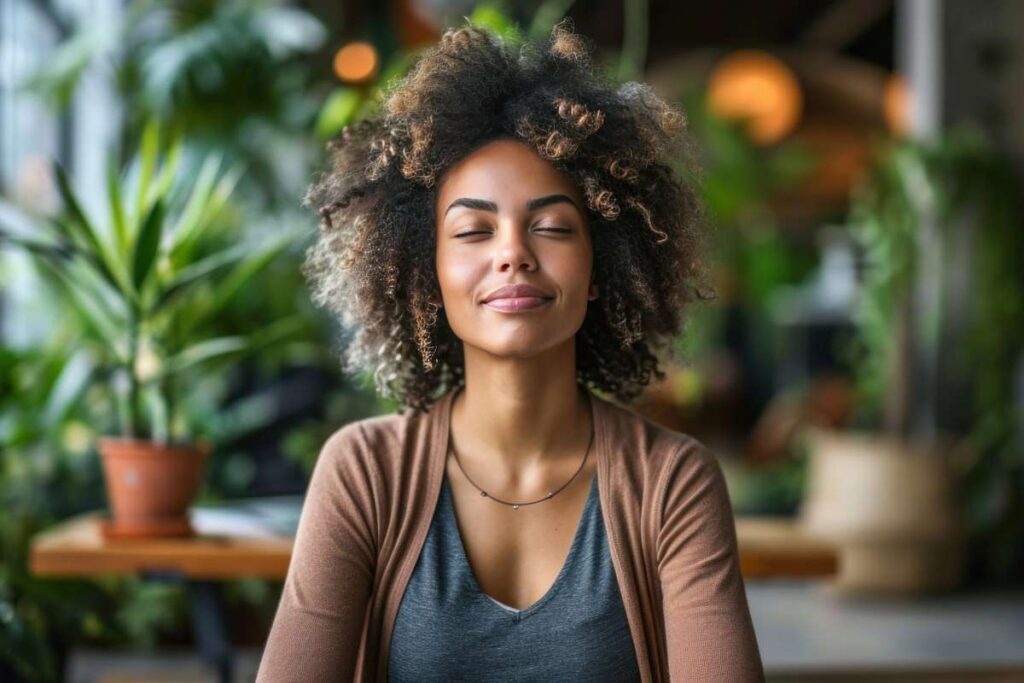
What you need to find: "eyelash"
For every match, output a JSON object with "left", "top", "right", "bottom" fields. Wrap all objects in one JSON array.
[{"left": 455, "top": 227, "right": 572, "bottom": 238}]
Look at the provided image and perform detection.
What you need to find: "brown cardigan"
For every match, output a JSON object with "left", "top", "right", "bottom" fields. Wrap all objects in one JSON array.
[{"left": 256, "top": 387, "right": 765, "bottom": 682}]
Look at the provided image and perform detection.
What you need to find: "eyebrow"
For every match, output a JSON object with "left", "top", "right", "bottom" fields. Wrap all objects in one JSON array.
[{"left": 444, "top": 194, "right": 580, "bottom": 217}]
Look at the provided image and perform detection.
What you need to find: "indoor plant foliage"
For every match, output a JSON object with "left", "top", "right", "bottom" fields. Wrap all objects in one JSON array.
[
  {"left": 801, "top": 126, "right": 1024, "bottom": 594},
  {"left": 24, "top": 0, "right": 327, "bottom": 208},
  {"left": 0, "top": 121, "right": 297, "bottom": 536}
]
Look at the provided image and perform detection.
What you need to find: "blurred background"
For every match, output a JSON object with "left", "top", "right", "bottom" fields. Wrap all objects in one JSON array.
[{"left": 1, "top": 0, "right": 1023, "bottom": 681}]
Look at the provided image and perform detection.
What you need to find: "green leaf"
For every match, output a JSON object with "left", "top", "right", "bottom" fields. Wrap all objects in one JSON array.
[
  {"left": 315, "top": 87, "right": 363, "bottom": 140},
  {"left": 17, "top": 27, "right": 105, "bottom": 111},
  {"left": 160, "top": 336, "right": 250, "bottom": 377},
  {"left": 142, "top": 383, "right": 170, "bottom": 443},
  {"left": 469, "top": 3, "right": 522, "bottom": 43},
  {"left": 52, "top": 162, "right": 101, "bottom": 252},
  {"left": 53, "top": 161, "right": 130, "bottom": 293},
  {"left": 176, "top": 236, "right": 289, "bottom": 338},
  {"left": 154, "top": 241, "right": 252, "bottom": 310},
  {"left": 159, "top": 317, "right": 303, "bottom": 380},
  {"left": 43, "top": 214, "right": 78, "bottom": 245},
  {"left": 133, "top": 199, "right": 165, "bottom": 291},
  {"left": 106, "top": 156, "right": 129, "bottom": 254},
  {"left": 152, "top": 130, "right": 185, "bottom": 203},
  {"left": 168, "top": 153, "right": 224, "bottom": 264},
  {"left": 528, "top": 0, "right": 577, "bottom": 40},
  {"left": 32, "top": 258, "right": 124, "bottom": 357},
  {"left": 0, "top": 229, "right": 73, "bottom": 261},
  {"left": 134, "top": 120, "right": 160, "bottom": 225},
  {"left": 42, "top": 349, "right": 100, "bottom": 426}
]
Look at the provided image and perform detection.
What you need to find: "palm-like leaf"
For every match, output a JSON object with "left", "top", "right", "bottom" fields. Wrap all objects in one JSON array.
[
  {"left": 132, "top": 199, "right": 165, "bottom": 292},
  {"left": 1, "top": 122, "right": 296, "bottom": 441},
  {"left": 52, "top": 163, "right": 130, "bottom": 293}
]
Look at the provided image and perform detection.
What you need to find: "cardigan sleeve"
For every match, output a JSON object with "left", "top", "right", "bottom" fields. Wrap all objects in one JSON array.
[
  {"left": 256, "top": 424, "right": 377, "bottom": 682},
  {"left": 656, "top": 440, "right": 765, "bottom": 682}
]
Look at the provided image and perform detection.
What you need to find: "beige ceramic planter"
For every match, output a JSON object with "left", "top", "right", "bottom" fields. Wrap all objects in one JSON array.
[
  {"left": 799, "top": 428, "right": 966, "bottom": 596},
  {"left": 98, "top": 437, "right": 210, "bottom": 538}
]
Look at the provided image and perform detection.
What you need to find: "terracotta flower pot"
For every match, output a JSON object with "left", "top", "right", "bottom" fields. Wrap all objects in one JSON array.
[
  {"left": 799, "top": 428, "right": 967, "bottom": 597},
  {"left": 98, "top": 437, "right": 211, "bottom": 539}
]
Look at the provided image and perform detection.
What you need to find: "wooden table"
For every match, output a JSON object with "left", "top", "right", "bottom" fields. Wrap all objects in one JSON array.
[
  {"left": 30, "top": 508, "right": 297, "bottom": 683},
  {"left": 30, "top": 511, "right": 293, "bottom": 580},
  {"left": 30, "top": 510, "right": 837, "bottom": 581},
  {"left": 736, "top": 516, "right": 839, "bottom": 579},
  {"left": 30, "top": 508, "right": 837, "bottom": 680}
]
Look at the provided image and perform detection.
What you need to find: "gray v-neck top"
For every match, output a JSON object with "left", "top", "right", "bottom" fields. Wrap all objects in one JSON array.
[{"left": 388, "top": 470, "right": 641, "bottom": 681}]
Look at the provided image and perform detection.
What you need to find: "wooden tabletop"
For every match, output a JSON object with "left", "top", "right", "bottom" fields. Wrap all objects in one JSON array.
[
  {"left": 29, "top": 510, "right": 837, "bottom": 581},
  {"left": 735, "top": 516, "right": 839, "bottom": 579},
  {"left": 29, "top": 512, "right": 293, "bottom": 579}
]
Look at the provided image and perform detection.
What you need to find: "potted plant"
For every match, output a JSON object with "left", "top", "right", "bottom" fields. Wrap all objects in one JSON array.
[
  {"left": 799, "top": 126, "right": 1024, "bottom": 595},
  {"left": 0, "top": 121, "right": 298, "bottom": 538}
]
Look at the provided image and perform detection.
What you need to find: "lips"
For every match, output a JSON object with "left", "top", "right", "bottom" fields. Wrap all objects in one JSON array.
[
  {"left": 482, "top": 283, "right": 553, "bottom": 303},
  {"left": 481, "top": 283, "right": 554, "bottom": 313}
]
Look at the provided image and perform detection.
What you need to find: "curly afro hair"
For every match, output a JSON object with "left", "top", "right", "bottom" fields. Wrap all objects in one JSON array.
[{"left": 302, "top": 19, "right": 713, "bottom": 414}]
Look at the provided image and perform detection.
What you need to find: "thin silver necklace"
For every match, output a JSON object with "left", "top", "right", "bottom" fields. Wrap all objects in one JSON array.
[{"left": 448, "top": 389, "right": 595, "bottom": 510}]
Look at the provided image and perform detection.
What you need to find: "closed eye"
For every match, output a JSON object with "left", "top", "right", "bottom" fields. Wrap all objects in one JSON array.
[{"left": 454, "top": 227, "right": 573, "bottom": 238}]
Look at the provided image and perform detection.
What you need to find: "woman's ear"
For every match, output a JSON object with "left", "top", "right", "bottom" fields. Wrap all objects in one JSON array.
[{"left": 588, "top": 283, "right": 599, "bottom": 300}]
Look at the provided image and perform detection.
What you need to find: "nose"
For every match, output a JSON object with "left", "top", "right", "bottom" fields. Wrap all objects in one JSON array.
[{"left": 492, "top": 219, "right": 538, "bottom": 273}]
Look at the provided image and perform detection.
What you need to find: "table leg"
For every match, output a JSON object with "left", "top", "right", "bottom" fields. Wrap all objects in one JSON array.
[{"left": 188, "top": 580, "right": 233, "bottom": 683}]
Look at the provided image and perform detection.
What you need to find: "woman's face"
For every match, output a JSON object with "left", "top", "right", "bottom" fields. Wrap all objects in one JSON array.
[{"left": 435, "top": 138, "right": 596, "bottom": 360}]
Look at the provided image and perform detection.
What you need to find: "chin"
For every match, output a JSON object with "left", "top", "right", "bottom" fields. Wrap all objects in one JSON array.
[{"left": 470, "top": 333, "right": 572, "bottom": 361}]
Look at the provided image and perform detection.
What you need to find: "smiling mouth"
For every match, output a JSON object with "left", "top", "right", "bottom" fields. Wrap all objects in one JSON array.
[{"left": 482, "top": 296, "right": 553, "bottom": 312}]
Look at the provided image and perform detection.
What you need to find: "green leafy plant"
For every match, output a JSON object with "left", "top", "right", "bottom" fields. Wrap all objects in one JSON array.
[
  {"left": 0, "top": 331, "right": 154, "bottom": 682},
  {"left": 842, "top": 125, "right": 1024, "bottom": 583},
  {"left": 23, "top": 0, "right": 327, "bottom": 206},
  {"left": 0, "top": 121, "right": 299, "bottom": 443}
]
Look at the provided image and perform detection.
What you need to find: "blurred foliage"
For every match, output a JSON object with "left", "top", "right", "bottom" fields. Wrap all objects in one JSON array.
[
  {"left": 16, "top": 0, "right": 350, "bottom": 482},
  {"left": 729, "top": 426, "right": 811, "bottom": 516},
  {"left": 841, "top": 125, "right": 1024, "bottom": 583},
  {"left": 311, "top": 0, "right": 653, "bottom": 142},
  {"left": 0, "top": 121, "right": 301, "bottom": 442},
  {"left": 0, "top": 337, "right": 201, "bottom": 681},
  {"left": 674, "top": 86, "right": 820, "bottom": 371},
  {"left": 23, "top": 0, "right": 327, "bottom": 206}
]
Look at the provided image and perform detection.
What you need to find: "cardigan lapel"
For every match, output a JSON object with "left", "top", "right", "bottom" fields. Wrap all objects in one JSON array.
[
  {"left": 592, "top": 392, "right": 656, "bottom": 682},
  {"left": 376, "top": 387, "right": 657, "bottom": 682}
]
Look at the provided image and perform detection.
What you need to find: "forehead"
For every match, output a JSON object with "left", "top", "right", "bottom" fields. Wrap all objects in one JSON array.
[{"left": 436, "top": 138, "right": 583, "bottom": 210}]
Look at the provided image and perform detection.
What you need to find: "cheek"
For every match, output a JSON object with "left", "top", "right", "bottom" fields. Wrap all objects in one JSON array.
[
  {"left": 436, "top": 249, "right": 483, "bottom": 300},
  {"left": 547, "top": 247, "right": 593, "bottom": 291}
]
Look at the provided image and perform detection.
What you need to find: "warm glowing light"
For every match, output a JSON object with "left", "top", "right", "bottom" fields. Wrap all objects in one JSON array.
[
  {"left": 333, "top": 41, "right": 378, "bottom": 83},
  {"left": 884, "top": 72, "right": 909, "bottom": 137},
  {"left": 707, "top": 50, "right": 803, "bottom": 145}
]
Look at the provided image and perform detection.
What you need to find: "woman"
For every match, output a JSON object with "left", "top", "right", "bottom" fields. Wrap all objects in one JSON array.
[{"left": 257, "top": 20, "right": 764, "bottom": 683}]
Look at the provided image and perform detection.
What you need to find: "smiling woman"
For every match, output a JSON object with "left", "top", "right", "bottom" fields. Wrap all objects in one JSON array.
[
  {"left": 257, "top": 18, "right": 763, "bottom": 683},
  {"left": 435, "top": 139, "right": 592, "bottom": 354},
  {"left": 301, "top": 18, "right": 712, "bottom": 415}
]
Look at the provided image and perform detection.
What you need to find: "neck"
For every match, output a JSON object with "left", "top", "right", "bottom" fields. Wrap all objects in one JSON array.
[{"left": 450, "top": 344, "right": 593, "bottom": 484}]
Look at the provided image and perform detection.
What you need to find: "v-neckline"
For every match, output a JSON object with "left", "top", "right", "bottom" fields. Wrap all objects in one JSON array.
[
  {"left": 382, "top": 387, "right": 656, "bottom": 682},
  {"left": 441, "top": 470, "right": 598, "bottom": 618}
]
